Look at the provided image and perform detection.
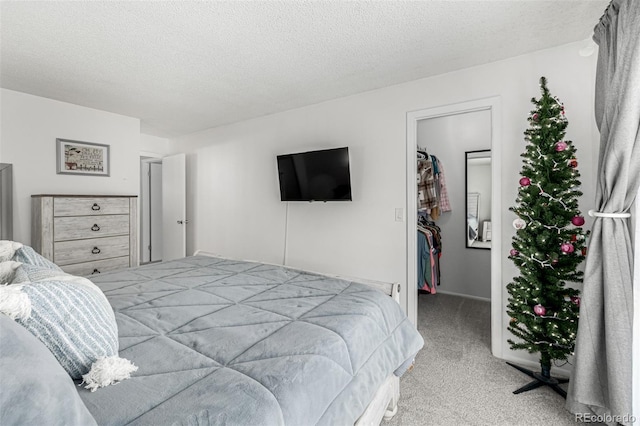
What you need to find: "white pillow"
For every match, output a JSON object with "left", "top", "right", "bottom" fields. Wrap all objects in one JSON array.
[
  {"left": 1, "top": 277, "right": 136, "bottom": 391},
  {"left": 0, "top": 261, "right": 22, "bottom": 284},
  {"left": 0, "top": 241, "right": 23, "bottom": 262}
]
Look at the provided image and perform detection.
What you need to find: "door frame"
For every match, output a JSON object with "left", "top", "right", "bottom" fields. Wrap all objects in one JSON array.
[{"left": 406, "top": 96, "right": 503, "bottom": 357}]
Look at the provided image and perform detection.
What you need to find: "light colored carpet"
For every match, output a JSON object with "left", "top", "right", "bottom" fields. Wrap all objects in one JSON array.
[{"left": 385, "top": 293, "right": 583, "bottom": 426}]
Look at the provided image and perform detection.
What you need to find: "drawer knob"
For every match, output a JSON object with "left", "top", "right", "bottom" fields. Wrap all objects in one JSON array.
[
  {"left": 91, "top": 247, "right": 101, "bottom": 254},
  {"left": 91, "top": 224, "right": 101, "bottom": 231},
  {"left": 91, "top": 203, "right": 101, "bottom": 211},
  {"left": 92, "top": 269, "right": 101, "bottom": 274}
]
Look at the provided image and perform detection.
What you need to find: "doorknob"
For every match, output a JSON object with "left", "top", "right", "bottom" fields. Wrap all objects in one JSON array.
[{"left": 177, "top": 220, "right": 189, "bottom": 224}]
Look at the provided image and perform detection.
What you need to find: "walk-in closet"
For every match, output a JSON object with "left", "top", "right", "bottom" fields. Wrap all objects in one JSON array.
[{"left": 416, "top": 109, "right": 492, "bottom": 300}]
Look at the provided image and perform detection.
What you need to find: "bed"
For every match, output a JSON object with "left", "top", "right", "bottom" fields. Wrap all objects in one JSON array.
[{"left": 1, "top": 246, "right": 424, "bottom": 426}]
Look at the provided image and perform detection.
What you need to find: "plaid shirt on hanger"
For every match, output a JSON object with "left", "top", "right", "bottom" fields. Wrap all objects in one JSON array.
[{"left": 417, "top": 159, "right": 438, "bottom": 210}]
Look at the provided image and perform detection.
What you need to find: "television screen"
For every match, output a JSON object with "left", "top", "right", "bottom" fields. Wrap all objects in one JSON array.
[{"left": 277, "top": 147, "right": 352, "bottom": 201}]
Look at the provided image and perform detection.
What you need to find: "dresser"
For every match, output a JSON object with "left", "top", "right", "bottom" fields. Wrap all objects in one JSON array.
[{"left": 31, "top": 195, "right": 138, "bottom": 276}]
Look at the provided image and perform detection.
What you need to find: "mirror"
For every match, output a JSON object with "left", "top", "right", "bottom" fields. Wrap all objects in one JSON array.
[{"left": 466, "top": 150, "right": 491, "bottom": 249}]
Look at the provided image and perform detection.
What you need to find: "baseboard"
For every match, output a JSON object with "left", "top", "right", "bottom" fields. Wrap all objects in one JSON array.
[
  {"left": 500, "top": 353, "right": 572, "bottom": 379},
  {"left": 435, "top": 290, "right": 491, "bottom": 302}
]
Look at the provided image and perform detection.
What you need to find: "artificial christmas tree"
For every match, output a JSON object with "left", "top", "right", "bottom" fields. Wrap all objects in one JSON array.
[{"left": 506, "top": 77, "right": 589, "bottom": 398}]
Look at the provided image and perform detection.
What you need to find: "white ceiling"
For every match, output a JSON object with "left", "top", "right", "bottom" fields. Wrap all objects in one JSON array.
[{"left": 0, "top": 1, "right": 608, "bottom": 138}]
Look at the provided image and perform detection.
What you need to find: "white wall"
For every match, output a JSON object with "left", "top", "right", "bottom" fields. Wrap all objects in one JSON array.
[
  {"left": 0, "top": 89, "right": 141, "bottom": 245},
  {"left": 141, "top": 133, "right": 171, "bottom": 157},
  {"left": 418, "top": 110, "right": 492, "bottom": 299},
  {"left": 170, "top": 40, "right": 599, "bottom": 369}
]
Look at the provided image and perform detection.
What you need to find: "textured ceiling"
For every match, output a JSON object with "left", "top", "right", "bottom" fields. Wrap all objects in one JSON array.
[{"left": 0, "top": 1, "right": 608, "bottom": 138}]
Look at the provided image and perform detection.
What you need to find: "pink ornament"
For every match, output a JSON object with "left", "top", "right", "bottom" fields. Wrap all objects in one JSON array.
[
  {"left": 513, "top": 218, "right": 527, "bottom": 230},
  {"left": 519, "top": 177, "right": 531, "bottom": 187},
  {"left": 571, "top": 216, "right": 585, "bottom": 226},
  {"left": 555, "top": 141, "right": 568, "bottom": 152},
  {"left": 570, "top": 296, "right": 581, "bottom": 307},
  {"left": 533, "top": 304, "right": 546, "bottom": 316},
  {"left": 532, "top": 113, "right": 539, "bottom": 121},
  {"left": 510, "top": 249, "right": 519, "bottom": 257},
  {"left": 561, "top": 243, "right": 575, "bottom": 254}
]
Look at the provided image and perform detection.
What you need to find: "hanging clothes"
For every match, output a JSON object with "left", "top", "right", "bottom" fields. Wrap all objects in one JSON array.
[
  {"left": 417, "top": 230, "right": 434, "bottom": 293},
  {"left": 417, "top": 151, "right": 450, "bottom": 218},
  {"left": 417, "top": 214, "right": 442, "bottom": 292},
  {"left": 430, "top": 155, "right": 441, "bottom": 219},
  {"left": 417, "top": 149, "right": 445, "bottom": 293},
  {"left": 417, "top": 155, "right": 438, "bottom": 211}
]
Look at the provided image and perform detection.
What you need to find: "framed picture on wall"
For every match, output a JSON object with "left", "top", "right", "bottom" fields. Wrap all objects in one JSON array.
[{"left": 56, "top": 139, "right": 110, "bottom": 177}]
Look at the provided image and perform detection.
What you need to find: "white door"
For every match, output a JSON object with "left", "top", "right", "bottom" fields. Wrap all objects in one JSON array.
[{"left": 162, "top": 153, "right": 186, "bottom": 261}]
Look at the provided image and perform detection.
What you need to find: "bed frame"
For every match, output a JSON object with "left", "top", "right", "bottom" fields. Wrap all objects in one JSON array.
[{"left": 193, "top": 250, "right": 402, "bottom": 425}]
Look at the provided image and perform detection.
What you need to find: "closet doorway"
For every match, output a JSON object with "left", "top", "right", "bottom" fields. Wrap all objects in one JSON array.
[
  {"left": 406, "top": 97, "right": 503, "bottom": 358},
  {"left": 140, "top": 153, "right": 187, "bottom": 264},
  {"left": 140, "top": 157, "right": 163, "bottom": 263}
]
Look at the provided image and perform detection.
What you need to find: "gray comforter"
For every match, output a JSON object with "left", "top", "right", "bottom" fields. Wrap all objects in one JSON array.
[{"left": 78, "top": 256, "right": 424, "bottom": 425}]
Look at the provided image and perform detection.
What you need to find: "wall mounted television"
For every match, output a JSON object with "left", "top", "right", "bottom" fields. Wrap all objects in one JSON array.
[{"left": 277, "top": 147, "right": 352, "bottom": 201}]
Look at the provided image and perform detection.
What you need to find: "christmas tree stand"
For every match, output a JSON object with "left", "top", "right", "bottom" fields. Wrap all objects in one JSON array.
[{"left": 506, "top": 362, "right": 569, "bottom": 398}]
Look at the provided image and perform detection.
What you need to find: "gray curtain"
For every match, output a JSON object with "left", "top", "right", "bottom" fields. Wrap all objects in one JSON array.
[{"left": 566, "top": 0, "right": 640, "bottom": 424}]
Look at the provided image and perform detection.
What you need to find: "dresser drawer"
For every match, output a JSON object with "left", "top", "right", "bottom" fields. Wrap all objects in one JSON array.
[
  {"left": 54, "top": 197, "right": 129, "bottom": 217},
  {"left": 54, "top": 215, "right": 129, "bottom": 241},
  {"left": 61, "top": 256, "right": 130, "bottom": 276},
  {"left": 54, "top": 235, "right": 130, "bottom": 266}
]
